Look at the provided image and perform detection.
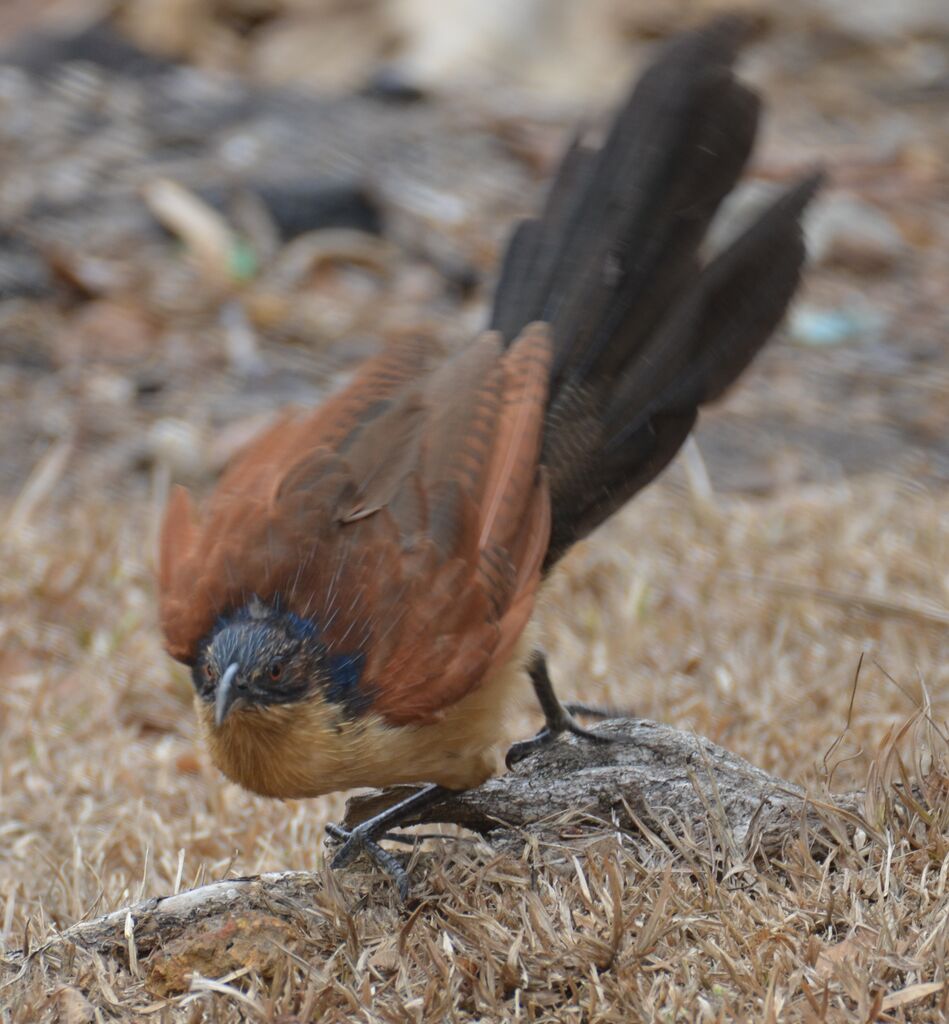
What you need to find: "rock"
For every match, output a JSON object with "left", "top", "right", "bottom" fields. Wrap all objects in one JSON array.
[
  {"left": 146, "top": 417, "right": 206, "bottom": 478},
  {"left": 788, "top": 301, "right": 890, "bottom": 346},
  {"left": 804, "top": 193, "right": 906, "bottom": 274},
  {"left": 65, "top": 300, "right": 157, "bottom": 364},
  {"left": 711, "top": 184, "right": 906, "bottom": 276},
  {"left": 145, "top": 911, "right": 301, "bottom": 997},
  {"left": 706, "top": 180, "right": 785, "bottom": 255}
]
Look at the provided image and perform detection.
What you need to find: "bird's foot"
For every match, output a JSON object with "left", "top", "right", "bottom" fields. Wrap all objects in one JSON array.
[
  {"left": 324, "top": 783, "right": 446, "bottom": 901},
  {"left": 505, "top": 709, "right": 615, "bottom": 768},
  {"left": 506, "top": 652, "right": 627, "bottom": 769},
  {"left": 326, "top": 821, "right": 412, "bottom": 901}
]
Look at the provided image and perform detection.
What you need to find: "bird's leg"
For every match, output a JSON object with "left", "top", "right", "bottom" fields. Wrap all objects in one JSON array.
[
  {"left": 326, "top": 783, "right": 448, "bottom": 900},
  {"left": 506, "top": 651, "right": 620, "bottom": 768}
]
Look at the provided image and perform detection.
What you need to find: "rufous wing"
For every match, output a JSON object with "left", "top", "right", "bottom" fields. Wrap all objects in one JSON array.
[
  {"left": 158, "top": 326, "right": 553, "bottom": 725},
  {"left": 159, "top": 333, "right": 441, "bottom": 664}
]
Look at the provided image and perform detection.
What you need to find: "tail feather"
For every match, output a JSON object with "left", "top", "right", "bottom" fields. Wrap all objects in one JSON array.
[
  {"left": 491, "top": 15, "right": 759, "bottom": 381},
  {"left": 488, "top": 16, "right": 822, "bottom": 566},
  {"left": 606, "top": 173, "right": 823, "bottom": 441},
  {"left": 490, "top": 138, "right": 596, "bottom": 342}
]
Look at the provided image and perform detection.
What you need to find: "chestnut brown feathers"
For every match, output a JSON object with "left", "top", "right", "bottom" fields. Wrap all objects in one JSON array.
[{"left": 158, "top": 16, "right": 821, "bottom": 803}]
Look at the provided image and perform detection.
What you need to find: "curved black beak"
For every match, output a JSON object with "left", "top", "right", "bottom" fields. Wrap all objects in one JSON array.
[{"left": 214, "top": 663, "right": 242, "bottom": 727}]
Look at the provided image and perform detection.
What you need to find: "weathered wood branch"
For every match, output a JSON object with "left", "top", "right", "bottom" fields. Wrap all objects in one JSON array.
[
  {"left": 2, "top": 718, "right": 873, "bottom": 985},
  {"left": 342, "top": 718, "right": 869, "bottom": 855}
]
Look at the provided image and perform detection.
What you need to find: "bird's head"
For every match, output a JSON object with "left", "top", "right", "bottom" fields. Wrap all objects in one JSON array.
[{"left": 192, "top": 596, "right": 367, "bottom": 727}]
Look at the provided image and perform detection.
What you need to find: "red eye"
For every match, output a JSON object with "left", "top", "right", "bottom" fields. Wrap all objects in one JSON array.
[{"left": 269, "top": 660, "right": 283, "bottom": 681}]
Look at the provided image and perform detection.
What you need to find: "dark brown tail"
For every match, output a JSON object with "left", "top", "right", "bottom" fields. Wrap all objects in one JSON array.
[{"left": 490, "top": 16, "right": 822, "bottom": 566}]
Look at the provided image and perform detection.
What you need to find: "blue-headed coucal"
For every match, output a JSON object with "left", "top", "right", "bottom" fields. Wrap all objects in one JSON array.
[{"left": 158, "top": 17, "right": 822, "bottom": 894}]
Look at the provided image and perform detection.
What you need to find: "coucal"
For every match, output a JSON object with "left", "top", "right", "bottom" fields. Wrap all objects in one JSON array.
[{"left": 159, "top": 17, "right": 822, "bottom": 895}]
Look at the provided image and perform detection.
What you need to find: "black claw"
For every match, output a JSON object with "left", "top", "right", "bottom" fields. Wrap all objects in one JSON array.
[{"left": 506, "top": 728, "right": 552, "bottom": 768}]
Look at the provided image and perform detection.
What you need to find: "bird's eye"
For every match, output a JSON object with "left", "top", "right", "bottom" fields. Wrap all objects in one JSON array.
[
  {"left": 269, "top": 660, "right": 283, "bottom": 681},
  {"left": 204, "top": 663, "right": 216, "bottom": 683}
]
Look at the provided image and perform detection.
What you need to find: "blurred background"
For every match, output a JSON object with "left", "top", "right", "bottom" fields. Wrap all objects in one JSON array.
[
  {"left": 0, "top": 0, "right": 946, "bottom": 974},
  {"left": 0, "top": 0, "right": 945, "bottom": 499}
]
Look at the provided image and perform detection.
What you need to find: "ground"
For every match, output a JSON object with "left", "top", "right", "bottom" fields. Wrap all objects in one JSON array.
[{"left": 0, "top": 1, "right": 947, "bottom": 1020}]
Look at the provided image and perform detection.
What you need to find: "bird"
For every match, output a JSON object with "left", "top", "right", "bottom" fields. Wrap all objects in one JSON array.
[{"left": 158, "top": 15, "right": 822, "bottom": 896}]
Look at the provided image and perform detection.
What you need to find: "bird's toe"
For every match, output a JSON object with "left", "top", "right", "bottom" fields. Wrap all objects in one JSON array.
[
  {"left": 327, "top": 821, "right": 411, "bottom": 900},
  {"left": 505, "top": 715, "right": 618, "bottom": 769}
]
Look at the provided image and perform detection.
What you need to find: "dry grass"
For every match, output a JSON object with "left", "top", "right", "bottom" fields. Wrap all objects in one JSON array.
[
  {"left": 1, "top": 465, "right": 946, "bottom": 1021},
  {"left": 0, "top": 2, "right": 946, "bottom": 1017}
]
